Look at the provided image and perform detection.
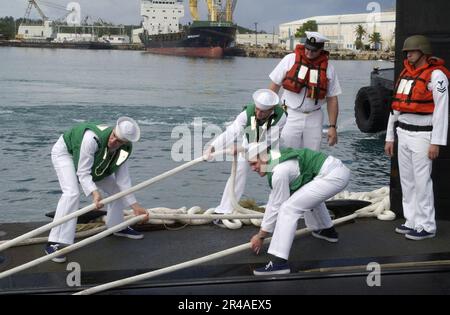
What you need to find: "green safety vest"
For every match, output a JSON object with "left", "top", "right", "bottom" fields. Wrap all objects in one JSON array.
[
  {"left": 267, "top": 148, "right": 327, "bottom": 195},
  {"left": 63, "top": 122, "right": 132, "bottom": 182},
  {"left": 244, "top": 103, "right": 285, "bottom": 144}
]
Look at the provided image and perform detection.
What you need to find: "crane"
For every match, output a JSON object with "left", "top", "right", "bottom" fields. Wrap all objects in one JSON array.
[
  {"left": 23, "top": 0, "right": 48, "bottom": 22},
  {"left": 23, "top": 0, "right": 75, "bottom": 25},
  {"left": 189, "top": 0, "right": 237, "bottom": 22},
  {"left": 189, "top": 0, "right": 199, "bottom": 21}
]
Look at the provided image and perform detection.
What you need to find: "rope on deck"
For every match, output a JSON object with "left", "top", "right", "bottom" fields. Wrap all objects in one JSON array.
[
  {"left": 74, "top": 201, "right": 395, "bottom": 295},
  {"left": 328, "top": 186, "right": 395, "bottom": 221}
]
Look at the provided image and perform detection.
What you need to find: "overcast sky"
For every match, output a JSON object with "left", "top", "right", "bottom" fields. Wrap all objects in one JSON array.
[{"left": 3, "top": 0, "right": 396, "bottom": 32}]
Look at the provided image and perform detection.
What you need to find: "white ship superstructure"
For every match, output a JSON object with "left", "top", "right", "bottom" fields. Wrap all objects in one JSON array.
[{"left": 141, "top": 0, "right": 185, "bottom": 35}]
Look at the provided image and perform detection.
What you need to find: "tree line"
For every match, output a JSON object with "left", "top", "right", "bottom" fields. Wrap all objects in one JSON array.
[{"left": 0, "top": 17, "right": 19, "bottom": 40}]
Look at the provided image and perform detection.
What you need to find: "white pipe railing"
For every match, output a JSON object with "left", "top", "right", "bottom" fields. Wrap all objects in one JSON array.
[
  {"left": 0, "top": 214, "right": 147, "bottom": 280},
  {"left": 0, "top": 150, "right": 228, "bottom": 253},
  {"left": 74, "top": 213, "right": 358, "bottom": 295}
]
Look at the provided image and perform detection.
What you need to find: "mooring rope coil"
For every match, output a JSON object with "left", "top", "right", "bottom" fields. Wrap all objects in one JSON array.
[{"left": 328, "top": 186, "right": 395, "bottom": 221}]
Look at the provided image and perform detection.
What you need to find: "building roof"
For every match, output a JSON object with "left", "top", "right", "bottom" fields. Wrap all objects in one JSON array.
[{"left": 281, "top": 11, "right": 396, "bottom": 27}]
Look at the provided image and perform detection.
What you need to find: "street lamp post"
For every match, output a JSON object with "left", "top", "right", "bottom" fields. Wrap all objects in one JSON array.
[{"left": 254, "top": 22, "right": 258, "bottom": 46}]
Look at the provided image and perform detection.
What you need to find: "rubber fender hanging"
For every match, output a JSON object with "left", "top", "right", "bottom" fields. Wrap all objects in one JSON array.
[
  {"left": 354, "top": 86, "right": 391, "bottom": 133},
  {"left": 45, "top": 210, "right": 107, "bottom": 224},
  {"left": 325, "top": 199, "right": 372, "bottom": 218}
]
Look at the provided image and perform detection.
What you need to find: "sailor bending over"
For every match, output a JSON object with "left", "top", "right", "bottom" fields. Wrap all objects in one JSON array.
[
  {"left": 248, "top": 145, "right": 350, "bottom": 275},
  {"left": 46, "top": 117, "right": 148, "bottom": 263},
  {"left": 204, "top": 89, "right": 286, "bottom": 225}
]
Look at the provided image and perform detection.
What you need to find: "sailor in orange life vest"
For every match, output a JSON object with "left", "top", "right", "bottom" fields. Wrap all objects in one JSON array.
[
  {"left": 385, "top": 35, "right": 449, "bottom": 240},
  {"left": 45, "top": 117, "right": 149, "bottom": 263},
  {"left": 247, "top": 143, "right": 350, "bottom": 275},
  {"left": 269, "top": 31, "right": 341, "bottom": 150},
  {"left": 204, "top": 89, "right": 287, "bottom": 222}
]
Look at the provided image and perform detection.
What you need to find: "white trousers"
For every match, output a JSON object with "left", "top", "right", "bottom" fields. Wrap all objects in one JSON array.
[
  {"left": 215, "top": 153, "right": 250, "bottom": 214},
  {"left": 397, "top": 128, "right": 436, "bottom": 233},
  {"left": 216, "top": 108, "right": 323, "bottom": 214},
  {"left": 281, "top": 108, "right": 324, "bottom": 150},
  {"left": 48, "top": 136, "right": 126, "bottom": 245},
  {"left": 268, "top": 157, "right": 351, "bottom": 260}
]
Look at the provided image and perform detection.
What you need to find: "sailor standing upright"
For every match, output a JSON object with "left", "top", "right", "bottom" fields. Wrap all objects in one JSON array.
[
  {"left": 385, "top": 35, "right": 450, "bottom": 240},
  {"left": 204, "top": 89, "right": 287, "bottom": 222},
  {"left": 269, "top": 31, "right": 342, "bottom": 150}
]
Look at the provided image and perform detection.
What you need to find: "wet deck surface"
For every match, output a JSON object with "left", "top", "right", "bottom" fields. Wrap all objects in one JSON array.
[{"left": 1, "top": 218, "right": 450, "bottom": 294}]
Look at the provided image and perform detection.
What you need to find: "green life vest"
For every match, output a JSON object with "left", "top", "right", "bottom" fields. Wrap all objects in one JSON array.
[
  {"left": 267, "top": 148, "right": 327, "bottom": 195},
  {"left": 244, "top": 103, "right": 285, "bottom": 144},
  {"left": 63, "top": 122, "right": 132, "bottom": 182}
]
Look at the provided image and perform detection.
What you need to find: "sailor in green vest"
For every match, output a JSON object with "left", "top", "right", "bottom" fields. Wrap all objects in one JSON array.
[
  {"left": 203, "top": 89, "right": 287, "bottom": 227},
  {"left": 247, "top": 144, "right": 350, "bottom": 275},
  {"left": 45, "top": 117, "right": 149, "bottom": 263}
]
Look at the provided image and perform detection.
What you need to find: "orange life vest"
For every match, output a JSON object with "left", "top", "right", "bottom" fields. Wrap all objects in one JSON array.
[
  {"left": 282, "top": 44, "right": 329, "bottom": 104},
  {"left": 392, "top": 57, "right": 450, "bottom": 114}
]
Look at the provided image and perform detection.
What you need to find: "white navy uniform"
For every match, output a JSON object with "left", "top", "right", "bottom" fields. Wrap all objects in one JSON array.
[
  {"left": 49, "top": 131, "right": 137, "bottom": 245},
  {"left": 262, "top": 156, "right": 350, "bottom": 260},
  {"left": 386, "top": 69, "right": 449, "bottom": 233},
  {"left": 269, "top": 53, "right": 342, "bottom": 150},
  {"left": 211, "top": 111, "right": 287, "bottom": 214}
]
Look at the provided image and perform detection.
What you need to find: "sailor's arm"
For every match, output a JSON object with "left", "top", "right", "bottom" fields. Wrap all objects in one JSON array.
[
  {"left": 251, "top": 168, "right": 291, "bottom": 254},
  {"left": 269, "top": 81, "right": 281, "bottom": 94},
  {"left": 326, "top": 65, "right": 342, "bottom": 146},
  {"left": 429, "top": 70, "right": 449, "bottom": 160},
  {"left": 385, "top": 110, "right": 400, "bottom": 157},
  {"left": 326, "top": 96, "right": 339, "bottom": 146},
  {"left": 115, "top": 161, "right": 149, "bottom": 222},
  {"left": 77, "top": 131, "right": 102, "bottom": 208},
  {"left": 204, "top": 111, "right": 247, "bottom": 158}
]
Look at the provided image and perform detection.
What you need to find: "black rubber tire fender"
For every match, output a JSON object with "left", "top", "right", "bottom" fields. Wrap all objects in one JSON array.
[{"left": 354, "top": 86, "right": 391, "bottom": 133}]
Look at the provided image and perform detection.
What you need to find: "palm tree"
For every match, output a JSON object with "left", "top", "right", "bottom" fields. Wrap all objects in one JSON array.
[
  {"left": 354, "top": 24, "right": 366, "bottom": 50},
  {"left": 369, "top": 32, "right": 382, "bottom": 50}
]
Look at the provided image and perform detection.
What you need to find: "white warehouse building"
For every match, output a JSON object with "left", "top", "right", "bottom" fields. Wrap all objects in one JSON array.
[
  {"left": 279, "top": 11, "right": 396, "bottom": 51},
  {"left": 236, "top": 33, "right": 279, "bottom": 47}
]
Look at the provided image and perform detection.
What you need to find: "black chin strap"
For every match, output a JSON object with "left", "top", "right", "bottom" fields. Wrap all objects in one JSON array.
[{"left": 412, "top": 52, "right": 426, "bottom": 67}]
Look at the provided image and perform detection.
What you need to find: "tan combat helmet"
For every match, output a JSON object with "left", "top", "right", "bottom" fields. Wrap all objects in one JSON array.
[{"left": 402, "top": 35, "right": 432, "bottom": 55}]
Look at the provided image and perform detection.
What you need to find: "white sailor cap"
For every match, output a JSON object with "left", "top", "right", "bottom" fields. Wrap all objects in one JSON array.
[
  {"left": 115, "top": 117, "right": 141, "bottom": 143},
  {"left": 252, "top": 89, "right": 280, "bottom": 111},
  {"left": 305, "top": 31, "right": 329, "bottom": 50}
]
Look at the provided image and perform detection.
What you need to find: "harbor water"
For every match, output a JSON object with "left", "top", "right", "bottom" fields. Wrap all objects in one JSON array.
[{"left": 0, "top": 47, "right": 392, "bottom": 223}]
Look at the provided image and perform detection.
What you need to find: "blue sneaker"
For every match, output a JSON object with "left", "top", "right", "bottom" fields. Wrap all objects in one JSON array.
[
  {"left": 405, "top": 229, "right": 435, "bottom": 241},
  {"left": 113, "top": 227, "right": 144, "bottom": 240},
  {"left": 44, "top": 243, "right": 67, "bottom": 263},
  {"left": 253, "top": 261, "right": 291, "bottom": 276},
  {"left": 395, "top": 224, "right": 414, "bottom": 234},
  {"left": 213, "top": 218, "right": 226, "bottom": 228},
  {"left": 312, "top": 227, "right": 339, "bottom": 243}
]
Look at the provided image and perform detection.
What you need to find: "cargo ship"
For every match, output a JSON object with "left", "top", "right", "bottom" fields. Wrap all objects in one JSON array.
[{"left": 138, "top": 0, "right": 237, "bottom": 58}]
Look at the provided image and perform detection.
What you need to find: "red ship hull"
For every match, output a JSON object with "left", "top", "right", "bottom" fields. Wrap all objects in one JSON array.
[{"left": 144, "top": 47, "right": 224, "bottom": 59}]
